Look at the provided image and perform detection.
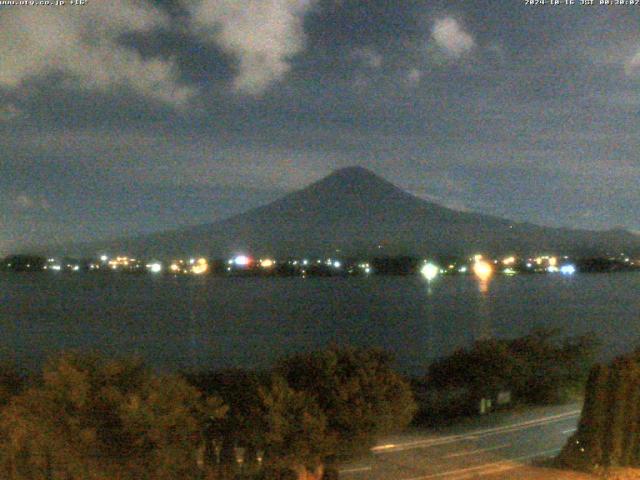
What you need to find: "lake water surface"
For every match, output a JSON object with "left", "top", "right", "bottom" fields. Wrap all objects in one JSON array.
[{"left": 1, "top": 272, "right": 638, "bottom": 375}]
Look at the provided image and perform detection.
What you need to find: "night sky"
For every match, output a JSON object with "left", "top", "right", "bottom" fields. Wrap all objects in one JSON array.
[{"left": 1, "top": 0, "right": 639, "bottom": 254}]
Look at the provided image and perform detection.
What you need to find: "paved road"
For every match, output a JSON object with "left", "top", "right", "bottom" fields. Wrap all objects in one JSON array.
[{"left": 339, "top": 403, "right": 581, "bottom": 480}]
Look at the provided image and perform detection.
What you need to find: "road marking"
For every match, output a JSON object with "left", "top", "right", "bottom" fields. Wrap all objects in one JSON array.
[
  {"left": 562, "top": 428, "right": 577, "bottom": 435},
  {"left": 339, "top": 466, "right": 372, "bottom": 474},
  {"left": 401, "top": 448, "right": 561, "bottom": 480},
  {"left": 372, "top": 410, "right": 579, "bottom": 454},
  {"left": 443, "top": 443, "right": 510, "bottom": 459}
]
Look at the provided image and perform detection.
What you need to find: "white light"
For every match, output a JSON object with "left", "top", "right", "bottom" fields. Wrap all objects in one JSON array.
[
  {"left": 302, "top": 259, "right": 309, "bottom": 266},
  {"left": 560, "top": 264, "right": 576, "bottom": 275},
  {"left": 51, "top": 265, "right": 61, "bottom": 271},
  {"left": 100, "top": 255, "right": 108, "bottom": 262},
  {"left": 547, "top": 266, "right": 559, "bottom": 273},
  {"left": 364, "top": 267, "right": 371, "bottom": 274},
  {"left": 333, "top": 261, "right": 341, "bottom": 269},
  {"left": 458, "top": 266, "right": 468, "bottom": 273},
  {"left": 72, "top": 265, "right": 80, "bottom": 272},
  {"left": 421, "top": 263, "right": 439, "bottom": 281},
  {"left": 234, "top": 255, "right": 250, "bottom": 266},
  {"left": 147, "top": 263, "right": 162, "bottom": 273}
]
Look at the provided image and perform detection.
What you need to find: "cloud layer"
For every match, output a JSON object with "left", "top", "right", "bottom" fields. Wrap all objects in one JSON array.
[
  {"left": 188, "top": 0, "right": 316, "bottom": 94},
  {"left": 431, "top": 17, "right": 475, "bottom": 58},
  {"left": 625, "top": 48, "right": 640, "bottom": 76},
  {"left": 1, "top": 1, "right": 639, "bottom": 253},
  {"left": 0, "top": 1, "right": 191, "bottom": 105}
]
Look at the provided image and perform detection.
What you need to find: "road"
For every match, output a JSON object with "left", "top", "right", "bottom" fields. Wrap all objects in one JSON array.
[{"left": 339, "top": 403, "right": 582, "bottom": 480}]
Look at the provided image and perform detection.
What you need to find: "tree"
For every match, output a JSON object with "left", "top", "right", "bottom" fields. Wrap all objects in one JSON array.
[
  {"left": 256, "top": 376, "right": 332, "bottom": 480},
  {"left": 0, "top": 352, "right": 226, "bottom": 479},
  {"left": 0, "top": 363, "right": 23, "bottom": 407},
  {"left": 428, "top": 339, "right": 516, "bottom": 399},
  {"left": 559, "top": 352, "right": 640, "bottom": 471},
  {"left": 277, "top": 347, "right": 417, "bottom": 459},
  {"left": 427, "top": 329, "right": 599, "bottom": 408}
]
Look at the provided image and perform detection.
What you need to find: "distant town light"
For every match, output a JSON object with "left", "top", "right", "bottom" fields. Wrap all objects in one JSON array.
[
  {"left": 191, "top": 258, "right": 209, "bottom": 275},
  {"left": 333, "top": 261, "right": 342, "bottom": 269},
  {"left": 421, "top": 262, "right": 439, "bottom": 281},
  {"left": 260, "top": 258, "right": 275, "bottom": 268},
  {"left": 233, "top": 255, "right": 251, "bottom": 267},
  {"left": 146, "top": 262, "right": 162, "bottom": 273},
  {"left": 458, "top": 266, "right": 468, "bottom": 273},
  {"left": 100, "top": 255, "right": 108, "bottom": 262},
  {"left": 473, "top": 260, "right": 493, "bottom": 281},
  {"left": 560, "top": 264, "right": 576, "bottom": 275},
  {"left": 502, "top": 256, "right": 516, "bottom": 266}
]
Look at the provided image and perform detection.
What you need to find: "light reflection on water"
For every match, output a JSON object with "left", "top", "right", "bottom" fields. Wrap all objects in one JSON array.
[{"left": 0, "top": 272, "right": 638, "bottom": 375}]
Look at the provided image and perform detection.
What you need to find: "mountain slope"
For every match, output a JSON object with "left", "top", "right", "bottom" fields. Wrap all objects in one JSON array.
[{"left": 58, "top": 166, "right": 640, "bottom": 258}]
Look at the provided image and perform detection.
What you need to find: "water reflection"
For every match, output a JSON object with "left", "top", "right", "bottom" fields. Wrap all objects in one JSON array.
[
  {"left": 475, "top": 284, "right": 493, "bottom": 340},
  {"left": 473, "top": 260, "right": 494, "bottom": 294}
]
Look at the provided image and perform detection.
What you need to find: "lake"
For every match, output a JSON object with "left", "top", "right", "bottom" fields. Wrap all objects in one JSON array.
[{"left": 1, "top": 272, "right": 638, "bottom": 375}]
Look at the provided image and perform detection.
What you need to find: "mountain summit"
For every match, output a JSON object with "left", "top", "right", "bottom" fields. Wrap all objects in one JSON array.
[{"left": 60, "top": 167, "right": 640, "bottom": 258}]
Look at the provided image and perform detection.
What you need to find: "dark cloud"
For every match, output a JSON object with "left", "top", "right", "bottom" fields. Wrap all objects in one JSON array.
[{"left": 1, "top": 0, "right": 639, "bottom": 253}]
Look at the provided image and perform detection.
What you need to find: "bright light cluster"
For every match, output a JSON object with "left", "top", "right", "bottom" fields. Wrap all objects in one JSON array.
[
  {"left": 473, "top": 260, "right": 493, "bottom": 281},
  {"left": 191, "top": 258, "right": 209, "bottom": 275},
  {"left": 260, "top": 258, "right": 275, "bottom": 268},
  {"left": 146, "top": 262, "right": 162, "bottom": 273},
  {"left": 421, "top": 262, "right": 439, "bottom": 281},
  {"left": 233, "top": 255, "right": 251, "bottom": 266}
]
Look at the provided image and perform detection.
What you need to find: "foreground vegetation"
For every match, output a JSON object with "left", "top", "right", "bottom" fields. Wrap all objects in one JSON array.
[
  {"left": 558, "top": 349, "right": 640, "bottom": 473},
  {"left": 0, "top": 330, "right": 600, "bottom": 479},
  {"left": 0, "top": 347, "right": 415, "bottom": 480},
  {"left": 414, "top": 329, "right": 599, "bottom": 424}
]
